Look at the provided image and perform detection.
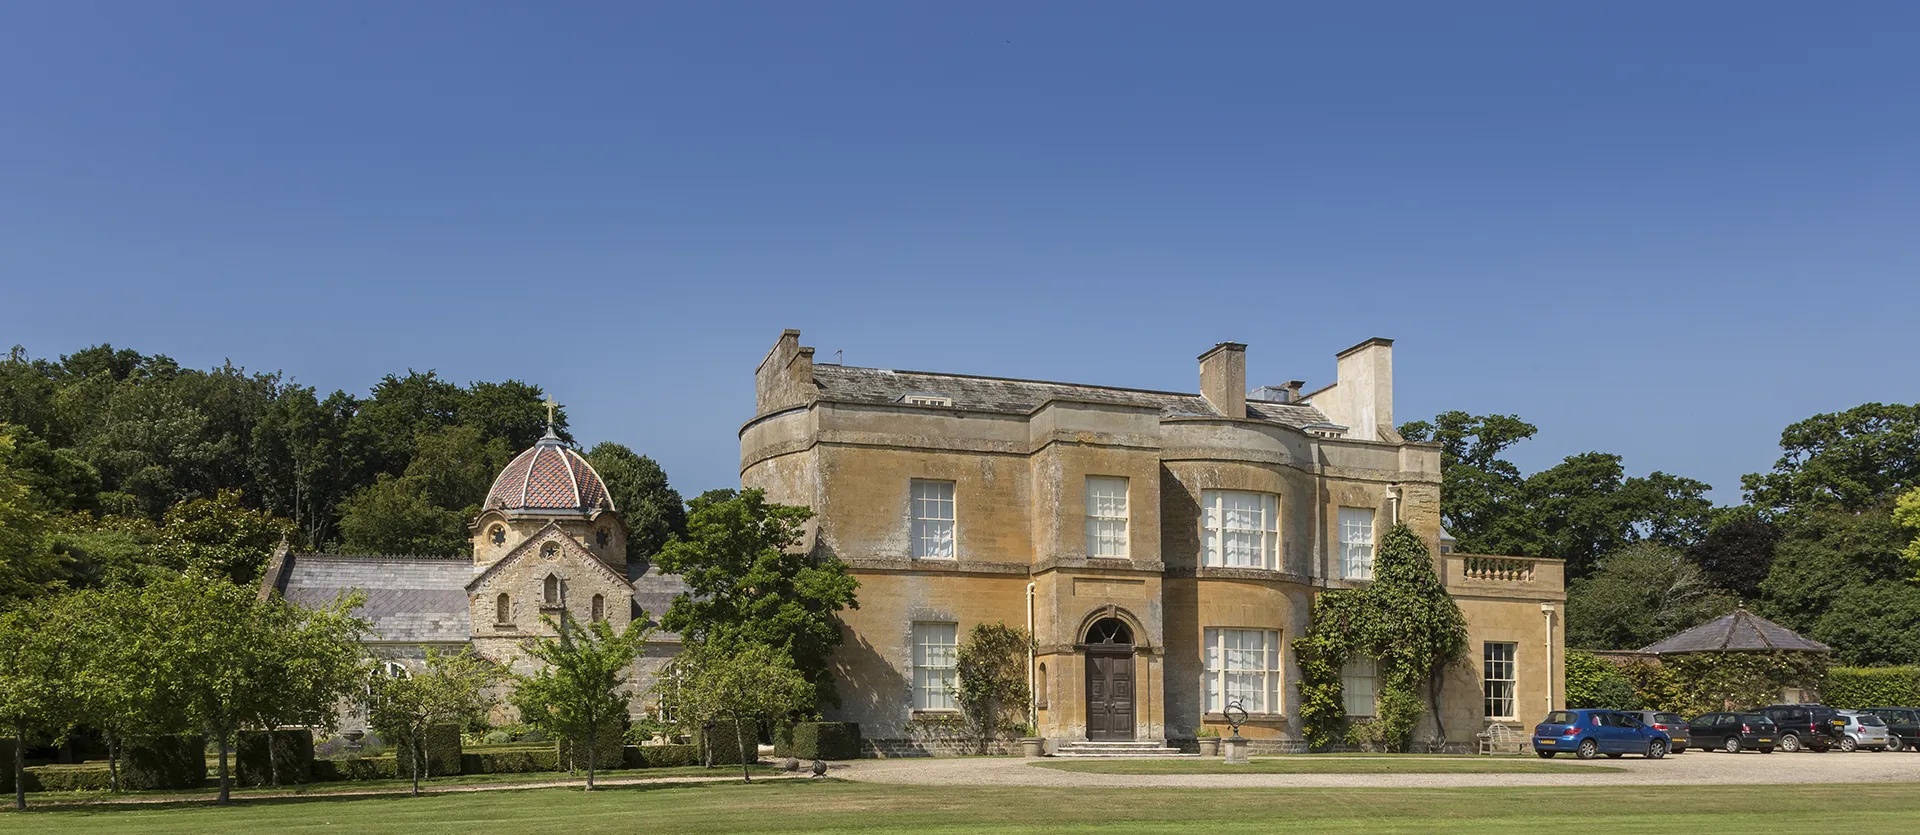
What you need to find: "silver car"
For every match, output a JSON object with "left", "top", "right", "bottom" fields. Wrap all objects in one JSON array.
[{"left": 1837, "top": 711, "right": 1892, "bottom": 752}]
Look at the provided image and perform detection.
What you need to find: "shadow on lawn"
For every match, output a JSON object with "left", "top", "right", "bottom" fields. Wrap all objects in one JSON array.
[{"left": 3, "top": 779, "right": 779, "bottom": 815}]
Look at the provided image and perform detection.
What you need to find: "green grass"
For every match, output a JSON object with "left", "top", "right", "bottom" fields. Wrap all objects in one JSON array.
[
  {"left": 15, "top": 764, "right": 779, "bottom": 805},
  {"left": 1031, "top": 757, "right": 1617, "bottom": 774},
  {"left": 8, "top": 780, "right": 1920, "bottom": 834}
]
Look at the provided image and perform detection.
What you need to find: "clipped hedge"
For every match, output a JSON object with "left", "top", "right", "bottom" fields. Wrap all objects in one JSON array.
[
  {"left": 122, "top": 735, "right": 207, "bottom": 790},
  {"left": 696, "top": 719, "right": 759, "bottom": 766},
  {"left": 23, "top": 764, "right": 115, "bottom": 792},
  {"left": 395, "top": 724, "right": 463, "bottom": 778},
  {"left": 237, "top": 730, "right": 315, "bottom": 786},
  {"left": 461, "top": 748, "right": 561, "bottom": 774},
  {"left": 625, "top": 744, "right": 701, "bottom": 768},
  {"left": 312, "top": 756, "right": 398, "bottom": 782},
  {"left": 774, "top": 722, "right": 862, "bottom": 760},
  {"left": 1826, "top": 666, "right": 1920, "bottom": 709},
  {"left": 557, "top": 717, "right": 626, "bottom": 773}
]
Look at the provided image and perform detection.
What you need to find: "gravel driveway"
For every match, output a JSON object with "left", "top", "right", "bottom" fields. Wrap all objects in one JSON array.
[{"left": 836, "top": 750, "right": 1920, "bottom": 789}]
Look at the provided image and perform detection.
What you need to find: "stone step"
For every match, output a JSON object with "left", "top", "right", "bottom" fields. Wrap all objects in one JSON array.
[
  {"left": 1052, "top": 741, "right": 1192, "bottom": 758},
  {"left": 1051, "top": 751, "right": 1198, "bottom": 758}
]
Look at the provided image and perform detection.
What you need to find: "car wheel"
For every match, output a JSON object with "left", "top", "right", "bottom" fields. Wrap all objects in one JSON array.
[
  {"left": 1577, "top": 739, "right": 1600, "bottom": 760},
  {"left": 1779, "top": 733, "right": 1802, "bottom": 753},
  {"left": 1537, "top": 750, "right": 1556, "bottom": 759},
  {"left": 1648, "top": 740, "right": 1667, "bottom": 759},
  {"left": 1841, "top": 736, "right": 1858, "bottom": 752},
  {"left": 1724, "top": 737, "right": 1742, "bottom": 754},
  {"left": 1889, "top": 735, "right": 1904, "bottom": 753}
]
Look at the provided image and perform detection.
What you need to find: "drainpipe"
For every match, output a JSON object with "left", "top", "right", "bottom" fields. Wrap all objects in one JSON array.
[
  {"left": 1026, "top": 582, "right": 1038, "bottom": 734},
  {"left": 1541, "top": 603, "right": 1556, "bottom": 712}
]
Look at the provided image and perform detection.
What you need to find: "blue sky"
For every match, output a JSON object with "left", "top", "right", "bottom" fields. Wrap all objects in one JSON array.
[{"left": 4, "top": 2, "right": 1916, "bottom": 502}]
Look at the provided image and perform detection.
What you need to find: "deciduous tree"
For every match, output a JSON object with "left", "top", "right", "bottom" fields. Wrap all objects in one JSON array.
[
  {"left": 656, "top": 642, "right": 812, "bottom": 783},
  {"left": 511, "top": 615, "right": 651, "bottom": 790},
  {"left": 1565, "top": 543, "right": 1735, "bottom": 650},
  {"left": 368, "top": 649, "right": 495, "bottom": 798},
  {"left": 585, "top": 442, "right": 686, "bottom": 564}
]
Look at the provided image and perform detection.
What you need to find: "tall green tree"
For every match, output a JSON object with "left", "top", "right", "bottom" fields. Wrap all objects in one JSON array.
[
  {"left": 367, "top": 649, "right": 495, "bottom": 798},
  {"left": 1688, "top": 509, "right": 1783, "bottom": 598},
  {"left": 656, "top": 642, "right": 812, "bottom": 783},
  {"left": 1758, "top": 504, "right": 1920, "bottom": 665},
  {"left": 145, "top": 573, "right": 274, "bottom": 804},
  {"left": 657, "top": 489, "right": 859, "bottom": 707},
  {"left": 0, "top": 431, "right": 61, "bottom": 605},
  {"left": 511, "top": 615, "right": 652, "bottom": 790},
  {"left": 1743, "top": 403, "right": 1920, "bottom": 516},
  {"left": 1894, "top": 486, "right": 1920, "bottom": 575},
  {"left": 337, "top": 475, "right": 470, "bottom": 556},
  {"left": 0, "top": 604, "right": 67, "bottom": 809},
  {"left": 1565, "top": 542, "right": 1735, "bottom": 650},
  {"left": 42, "top": 587, "right": 177, "bottom": 792},
  {"left": 150, "top": 489, "right": 294, "bottom": 585},
  {"left": 244, "top": 592, "right": 369, "bottom": 786},
  {"left": 584, "top": 442, "right": 686, "bottom": 564}
]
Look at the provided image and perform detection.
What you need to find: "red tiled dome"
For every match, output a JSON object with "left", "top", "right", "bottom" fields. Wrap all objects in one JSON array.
[{"left": 485, "top": 433, "right": 614, "bottom": 514}]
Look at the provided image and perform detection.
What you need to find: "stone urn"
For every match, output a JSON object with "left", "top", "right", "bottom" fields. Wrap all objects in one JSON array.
[
  {"left": 1197, "top": 737, "right": 1220, "bottom": 757},
  {"left": 1020, "top": 737, "right": 1046, "bottom": 758}
]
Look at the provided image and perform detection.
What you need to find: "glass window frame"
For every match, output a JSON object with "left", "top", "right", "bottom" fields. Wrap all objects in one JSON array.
[
  {"left": 909, "top": 479, "right": 957, "bottom": 560},
  {"left": 911, "top": 621, "right": 960, "bottom": 711},
  {"left": 1199, "top": 490, "right": 1281, "bottom": 570},
  {"left": 1085, "top": 476, "right": 1130, "bottom": 558},
  {"left": 1202, "top": 627, "right": 1281, "bottom": 714}
]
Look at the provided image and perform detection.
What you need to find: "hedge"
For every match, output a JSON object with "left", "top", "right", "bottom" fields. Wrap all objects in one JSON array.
[
  {"left": 461, "top": 748, "right": 560, "bottom": 774},
  {"left": 312, "top": 756, "right": 397, "bottom": 782},
  {"left": 557, "top": 716, "right": 626, "bottom": 773},
  {"left": 1825, "top": 666, "right": 1920, "bottom": 709},
  {"left": 625, "top": 744, "right": 701, "bottom": 768},
  {"left": 395, "top": 724, "right": 463, "bottom": 778},
  {"left": 696, "top": 719, "right": 759, "bottom": 765},
  {"left": 237, "top": 730, "right": 314, "bottom": 786},
  {"left": 23, "top": 764, "right": 115, "bottom": 792},
  {"left": 122, "top": 735, "right": 207, "bottom": 790},
  {"left": 774, "top": 722, "right": 862, "bottom": 760}
]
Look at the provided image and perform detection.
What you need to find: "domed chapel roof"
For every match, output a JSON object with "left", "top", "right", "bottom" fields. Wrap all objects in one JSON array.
[{"left": 484, "top": 428, "right": 615, "bottom": 514}]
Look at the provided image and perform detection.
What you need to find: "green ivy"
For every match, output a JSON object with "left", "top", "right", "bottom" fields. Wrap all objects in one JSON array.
[
  {"left": 1615, "top": 652, "right": 1828, "bottom": 715},
  {"left": 1298, "top": 524, "right": 1470, "bottom": 751},
  {"left": 1564, "top": 651, "right": 1642, "bottom": 710},
  {"left": 1824, "top": 666, "right": 1920, "bottom": 709}
]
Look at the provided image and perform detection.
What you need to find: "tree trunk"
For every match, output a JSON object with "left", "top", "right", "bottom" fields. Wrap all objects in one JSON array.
[
  {"left": 107, "top": 734, "right": 121, "bottom": 793},
  {"left": 733, "top": 714, "right": 751, "bottom": 784},
  {"left": 702, "top": 721, "right": 714, "bottom": 769},
  {"left": 216, "top": 726, "right": 233, "bottom": 806},
  {"left": 13, "top": 725, "right": 25, "bottom": 811},
  {"left": 1426, "top": 667, "right": 1448, "bottom": 751},
  {"left": 268, "top": 731, "right": 282, "bottom": 787},
  {"left": 410, "top": 733, "right": 424, "bottom": 798},
  {"left": 584, "top": 721, "right": 597, "bottom": 792}
]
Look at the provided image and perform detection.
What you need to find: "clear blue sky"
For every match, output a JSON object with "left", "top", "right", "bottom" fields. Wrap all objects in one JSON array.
[{"left": 4, "top": 2, "right": 1916, "bottom": 502}]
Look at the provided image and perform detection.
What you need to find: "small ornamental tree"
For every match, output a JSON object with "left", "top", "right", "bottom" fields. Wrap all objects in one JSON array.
[
  {"left": 656, "top": 642, "right": 812, "bottom": 783},
  {"left": 954, "top": 622, "right": 1032, "bottom": 753},
  {"left": 368, "top": 649, "right": 495, "bottom": 797},
  {"left": 245, "top": 591, "right": 369, "bottom": 786},
  {"left": 1297, "top": 524, "right": 1470, "bottom": 751},
  {"left": 0, "top": 605, "right": 64, "bottom": 810},
  {"left": 511, "top": 614, "right": 652, "bottom": 791}
]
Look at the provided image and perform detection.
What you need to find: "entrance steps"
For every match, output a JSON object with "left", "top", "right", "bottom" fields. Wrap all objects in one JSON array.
[{"left": 1052, "top": 740, "right": 1195, "bottom": 758}]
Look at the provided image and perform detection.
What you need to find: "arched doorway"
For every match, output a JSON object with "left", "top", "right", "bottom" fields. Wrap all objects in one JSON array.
[{"left": 1083, "top": 618, "right": 1135, "bottom": 740}]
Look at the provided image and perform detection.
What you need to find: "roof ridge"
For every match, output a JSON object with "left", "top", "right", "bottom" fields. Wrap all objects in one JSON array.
[
  {"left": 296, "top": 552, "right": 471, "bottom": 562},
  {"left": 817, "top": 364, "right": 1202, "bottom": 399}
]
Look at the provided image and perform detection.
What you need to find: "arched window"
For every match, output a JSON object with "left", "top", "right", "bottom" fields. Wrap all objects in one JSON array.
[
  {"left": 595, "top": 529, "right": 609, "bottom": 549},
  {"left": 591, "top": 594, "right": 605, "bottom": 622},
  {"left": 496, "top": 593, "right": 510, "bottom": 624},
  {"left": 489, "top": 524, "right": 506, "bottom": 545},
  {"left": 544, "top": 574, "right": 560, "bottom": 605}
]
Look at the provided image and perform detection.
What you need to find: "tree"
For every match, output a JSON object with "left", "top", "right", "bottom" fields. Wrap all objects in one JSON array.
[
  {"left": 1399, "top": 412, "right": 1535, "bottom": 553},
  {"left": 0, "top": 431, "right": 60, "bottom": 606},
  {"left": 1296, "top": 524, "right": 1469, "bottom": 751},
  {"left": 1562, "top": 650, "right": 1642, "bottom": 710},
  {"left": 1743, "top": 403, "right": 1920, "bottom": 516},
  {"left": 657, "top": 642, "right": 812, "bottom": 782},
  {"left": 150, "top": 489, "right": 294, "bottom": 585},
  {"left": 337, "top": 474, "right": 470, "bottom": 556},
  {"left": 1564, "top": 543, "right": 1735, "bottom": 650},
  {"left": 585, "top": 442, "right": 686, "bottom": 564},
  {"left": 42, "top": 586, "right": 180, "bottom": 792},
  {"left": 657, "top": 489, "right": 859, "bottom": 707},
  {"left": 954, "top": 623, "right": 1032, "bottom": 753},
  {"left": 1895, "top": 487, "right": 1920, "bottom": 576},
  {"left": 1758, "top": 504, "right": 1915, "bottom": 664},
  {"left": 367, "top": 649, "right": 495, "bottom": 797},
  {"left": 0, "top": 605, "right": 65, "bottom": 809},
  {"left": 511, "top": 615, "right": 652, "bottom": 790},
  {"left": 147, "top": 573, "right": 267, "bottom": 804},
  {"left": 244, "top": 592, "right": 369, "bottom": 786}
]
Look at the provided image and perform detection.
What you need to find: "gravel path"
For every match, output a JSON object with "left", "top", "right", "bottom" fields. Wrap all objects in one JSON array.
[{"left": 836, "top": 750, "right": 1920, "bottom": 789}]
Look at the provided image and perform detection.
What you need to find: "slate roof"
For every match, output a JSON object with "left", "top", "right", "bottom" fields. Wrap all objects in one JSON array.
[
  {"left": 276, "top": 554, "right": 475, "bottom": 644},
  {"left": 485, "top": 431, "right": 614, "bottom": 513},
  {"left": 812, "top": 365, "right": 1332, "bottom": 428},
  {"left": 1640, "top": 609, "right": 1832, "bottom": 655}
]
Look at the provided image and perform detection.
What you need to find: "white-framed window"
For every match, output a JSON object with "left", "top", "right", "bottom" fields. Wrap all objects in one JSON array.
[
  {"left": 1338, "top": 506, "right": 1376, "bottom": 580},
  {"left": 1201, "top": 490, "right": 1280, "bottom": 569},
  {"left": 1202, "top": 627, "right": 1280, "bottom": 714},
  {"left": 1085, "top": 476, "right": 1130, "bottom": 558},
  {"left": 1484, "top": 642, "right": 1517, "bottom": 720},
  {"left": 902, "top": 394, "right": 953, "bottom": 407},
  {"left": 910, "top": 479, "right": 956, "bottom": 559},
  {"left": 912, "top": 622, "right": 959, "bottom": 711},
  {"left": 1341, "top": 656, "right": 1378, "bottom": 716}
]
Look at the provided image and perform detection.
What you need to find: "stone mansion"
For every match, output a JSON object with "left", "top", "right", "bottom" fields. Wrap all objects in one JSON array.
[{"left": 742, "top": 330, "right": 1565, "bottom": 752}]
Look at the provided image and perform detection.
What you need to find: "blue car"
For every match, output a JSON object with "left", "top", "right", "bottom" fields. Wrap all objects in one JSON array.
[{"left": 1533, "top": 709, "right": 1671, "bottom": 760}]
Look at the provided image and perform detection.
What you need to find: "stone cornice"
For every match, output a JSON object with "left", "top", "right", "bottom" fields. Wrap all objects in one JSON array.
[
  {"left": 1164, "top": 566, "right": 1317, "bottom": 586},
  {"left": 1031, "top": 556, "right": 1167, "bottom": 576},
  {"left": 843, "top": 557, "right": 1032, "bottom": 576}
]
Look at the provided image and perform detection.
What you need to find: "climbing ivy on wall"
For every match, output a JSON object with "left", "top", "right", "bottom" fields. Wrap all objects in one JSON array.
[
  {"left": 1615, "top": 652, "right": 1828, "bottom": 716},
  {"left": 1296, "top": 524, "right": 1470, "bottom": 751}
]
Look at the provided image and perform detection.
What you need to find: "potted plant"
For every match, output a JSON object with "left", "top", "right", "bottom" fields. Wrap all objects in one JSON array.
[
  {"left": 1018, "top": 725, "right": 1045, "bottom": 758},
  {"left": 1196, "top": 726, "right": 1220, "bottom": 757}
]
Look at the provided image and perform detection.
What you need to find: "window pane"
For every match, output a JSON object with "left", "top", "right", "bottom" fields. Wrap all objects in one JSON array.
[
  {"left": 914, "top": 622, "right": 959, "bottom": 710},
  {"left": 1339, "top": 506, "right": 1375, "bottom": 580},
  {"left": 911, "top": 480, "right": 956, "bottom": 559},
  {"left": 1483, "top": 642, "right": 1517, "bottom": 719},
  {"left": 1207, "top": 628, "right": 1280, "bottom": 714},
  {"left": 1201, "top": 490, "right": 1280, "bottom": 569}
]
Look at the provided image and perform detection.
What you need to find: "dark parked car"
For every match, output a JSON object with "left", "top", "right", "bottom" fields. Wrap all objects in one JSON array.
[
  {"left": 1629, "top": 710, "right": 1692, "bottom": 753},
  {"left": 1533, "top": 709, "right": 1671, "bottom": 760},
  {"left": 1862, "top": 708, "right": 1920, "bottom": 752},
  {"left": 1758, "top": 704, "right": 1846, "bottom": 752},
  {"left": 1688, "top": 712, "right": 1778, "bottom": 753}
]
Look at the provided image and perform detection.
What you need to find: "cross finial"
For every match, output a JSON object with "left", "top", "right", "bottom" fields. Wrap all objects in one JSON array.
[{"left": 543, "top": 394, "right": 559, "bottom": 428}]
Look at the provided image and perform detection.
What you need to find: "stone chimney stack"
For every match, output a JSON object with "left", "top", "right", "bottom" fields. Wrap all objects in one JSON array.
[
  {"left": 1198, "top": 342, "right": 1248, "bottom": 418},
  {"left": 1332, "top": 337, "right": 1394, "bottom": 442},
  {"left": 754, "top": 329, "right": 817, "bottom": 416}
]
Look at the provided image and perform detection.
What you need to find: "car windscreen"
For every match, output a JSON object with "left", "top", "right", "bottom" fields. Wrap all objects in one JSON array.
[{"left": 1857, "top": 715, "right": 1887, "bottom": 727}]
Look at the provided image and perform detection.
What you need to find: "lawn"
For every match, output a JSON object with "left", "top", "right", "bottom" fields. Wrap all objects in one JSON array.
[
  {"left": 1030, "top": 757, "right": 1616, "bottom": 774},
  {"left": 13, "top": 764, "right": 780, "bottom": 806},
  {"left": 8, "top": 780, "right": 1920, "bottom": 834}
]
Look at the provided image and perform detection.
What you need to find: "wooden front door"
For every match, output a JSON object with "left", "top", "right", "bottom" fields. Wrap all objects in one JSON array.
[
  {"left": 1083, "top": 617, "right": 1136, "bottom": 741},
  {"left": 1085, "top": 651, "right": 1135, "bottom": 740}
]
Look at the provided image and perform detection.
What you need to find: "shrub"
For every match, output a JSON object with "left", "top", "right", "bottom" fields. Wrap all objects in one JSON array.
[
  {"left": 237, "top": 730, "right": 315, "bottom": 786},
  {"left": 121, "top": 735, "right": 208, "bottom": 790},
  {"left": 395, "top": 724, "right": 463, "bottom": 778},
  {"left": 312, "top": 756, "right": 397, "bottom": 782},
  {"left": 625, "top": 744, "right": 702, "bottom": 768},
  {"left": 482, "top": 730, "right": 512, "bottom": 745},
  {"left": 1825, "top": 666, "right": 1920, "bottom": 709},
  {"left": 773, "top": 722, "right": 861, "bottom": 760},
  {"left": 462, "top": 748, "right": 561, "bottom": 774},
  {"left": 1565, "top": 651, "right": 1643, "bottom": 710},
  {"left": 24, "top": 765, "right": 114, "bottom": 792},
  {"left": 696, "top": 719, "right": 759, "bottom": 765}
]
